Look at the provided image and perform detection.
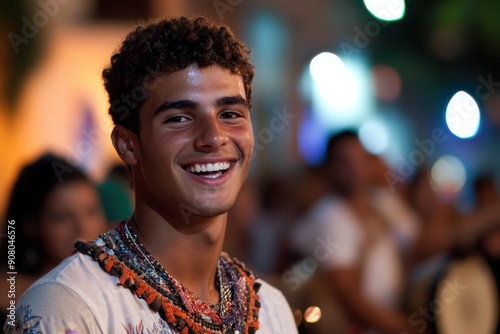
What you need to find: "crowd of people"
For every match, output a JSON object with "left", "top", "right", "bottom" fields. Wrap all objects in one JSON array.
[{"left": 225, "top": 130, "right": 500, "bottom": 333}]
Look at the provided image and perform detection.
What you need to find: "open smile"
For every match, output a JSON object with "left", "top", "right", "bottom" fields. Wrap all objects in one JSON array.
[
  {"left": 181, "top": 160, "right": 236, "bottom": 184},
  {"left": 184, "top": 161, "right": 231, "bottom": 178}
]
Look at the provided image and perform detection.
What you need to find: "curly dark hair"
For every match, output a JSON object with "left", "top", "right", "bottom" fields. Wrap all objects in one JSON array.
[{"left": 102, "top": 16, "right": 254, "bottom": 134}]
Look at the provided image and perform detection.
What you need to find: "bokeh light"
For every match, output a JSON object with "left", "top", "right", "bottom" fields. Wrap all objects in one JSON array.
[
  {"left": 359, "top": 120, "right": 389, "bottom": 154},
  {"left": 304, "top": 306, "right": 322, "bottom": 323},
  {"left": 445, "top": 91, "right": 481, "bottom": 139},
  {"left": 364, "top": 0, "right": 406, "bottom": 21},
  {"left": 431, "top": 155, "right": 467, "bottom": 196},
  {"left": 298, "top": 111, "right": 329, "bottom": 166},
  {"left": 309, "top": 52, "right": 358, "bottom": 110}
]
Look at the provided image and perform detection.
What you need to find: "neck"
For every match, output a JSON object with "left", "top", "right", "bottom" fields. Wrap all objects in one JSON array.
[{"left": 129, "top": 201, "right": 227, "bottom": 305}]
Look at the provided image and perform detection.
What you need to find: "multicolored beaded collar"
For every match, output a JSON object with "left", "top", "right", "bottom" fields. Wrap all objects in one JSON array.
[{"left": 74, "top": 222, "right": 261, "bottom": 334}]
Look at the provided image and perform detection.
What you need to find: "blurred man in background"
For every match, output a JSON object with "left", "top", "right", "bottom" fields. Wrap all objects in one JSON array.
[{"left": 291, "top": 131, "right": 417, "bottom": 334}]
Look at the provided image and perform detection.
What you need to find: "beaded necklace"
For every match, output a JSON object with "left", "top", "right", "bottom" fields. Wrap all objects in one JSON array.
[
  {"left": 123, "top": 222, "right": 226, "bottom": 316},
  {"left": 75, "top": 222, "right": 261, "bottom": 334}
]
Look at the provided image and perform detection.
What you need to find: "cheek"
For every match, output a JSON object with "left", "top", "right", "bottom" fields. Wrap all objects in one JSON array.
[
  {"left": 144, "top": 132, "right": 182, "bottom": 166},
  {"left": 236, "top": 125, "right": 254, "bottom": 154}
]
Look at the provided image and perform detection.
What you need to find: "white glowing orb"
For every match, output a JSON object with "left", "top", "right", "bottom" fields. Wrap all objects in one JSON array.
[
  {"left": 309, "top": 52, "right": 358, "bottom": 110},
  {"left": 359, "top": 120, "right": 389, "bottom": 154},
  {"left": 446, "top": 91, "right": 481, "bottom": 139},
  {"left": 364, "top": 0, "right": 406, "bottom": 21},
  {"left": 431, "top": 155, "right": 467, "bottom": 196}
]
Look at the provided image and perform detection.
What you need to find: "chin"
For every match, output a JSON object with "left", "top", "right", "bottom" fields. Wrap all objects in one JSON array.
[{"left": 187, "top": 200, "right": 234, "bottom": 218}]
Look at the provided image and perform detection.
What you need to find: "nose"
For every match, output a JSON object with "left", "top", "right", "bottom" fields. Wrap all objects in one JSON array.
[{"left": 194, "top": 113, "right": 228, "bottom": 152}]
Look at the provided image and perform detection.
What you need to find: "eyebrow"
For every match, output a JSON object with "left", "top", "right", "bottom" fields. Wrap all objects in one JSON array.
[
  {"left": 154, "top": 95, "right": 248, "bottom": 115},
  {"left": 154, "top": 100, "right": 199, "bottom": 115},
  {"left": 215, "top": 95, "right": 248, "bottom": 108}
]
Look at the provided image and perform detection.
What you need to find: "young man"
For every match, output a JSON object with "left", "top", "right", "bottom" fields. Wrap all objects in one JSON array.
[{"left": 4, "top": 17, "right": 297, "bottom": 333}]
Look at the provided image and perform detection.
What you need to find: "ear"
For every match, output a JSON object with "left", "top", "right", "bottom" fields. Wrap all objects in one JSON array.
[{"left": 111, "top": 125, "right": 138, "bottom": 165}]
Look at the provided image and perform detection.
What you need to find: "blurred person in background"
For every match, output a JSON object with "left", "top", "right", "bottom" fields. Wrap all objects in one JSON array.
[
  {"left": 290, "top": 130, "right": 419, "bottom": 334},
  {"left": 0, "top": 153, "right": 107, "bottom": 322},
  {"left": 288, "top": 131, "right": 500, "bottom": 334},
  {"left": 474, "top": 174, "right": 500, "bottom": 334},
  {"left": 474, "top": 174, "right": 500, "bottom": 259},
  {"left": 368, "top": 154, "right": 420, "bottom": 267},
  {"left": 404, "top": 169, "right": 500, "bottom": 334},
  {"left": 407, "top": 169, "right": 500, "bottom": 262}
]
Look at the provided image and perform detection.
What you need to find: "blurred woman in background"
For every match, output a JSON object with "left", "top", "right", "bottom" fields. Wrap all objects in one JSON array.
[{"left": 0, "top": 153, "right": 107, "bottom": 321}]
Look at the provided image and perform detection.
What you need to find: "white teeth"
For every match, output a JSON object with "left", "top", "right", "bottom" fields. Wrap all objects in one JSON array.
[
  {"left": 186, "top": 162, "right": 231, "bottom": 174},
  {"left": 200, "top": 171, "right": 223, "bottom": 179}
]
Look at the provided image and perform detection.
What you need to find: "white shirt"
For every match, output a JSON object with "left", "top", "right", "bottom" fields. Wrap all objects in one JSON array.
[
  {"left": 4, "top": 253, "right": 297, "bottom": 334},
  {"left": 292, "top": 195, "right": 404, "bottom": 308},
  {"left": 370, "top": 187, "right": 420, "bottom": 257}
]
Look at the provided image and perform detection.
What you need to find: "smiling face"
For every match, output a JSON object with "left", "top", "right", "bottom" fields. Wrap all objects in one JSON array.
[{"left": 113, "top": 64, "right": 254, "bottom": 222}]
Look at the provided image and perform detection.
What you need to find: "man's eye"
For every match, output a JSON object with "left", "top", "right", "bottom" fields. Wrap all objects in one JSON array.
[
  {"left": 164, "top": 116, "right": 189, "bottom": 123},
  {"left": 220, "top": 111, "right": 241, "bottom": 119}
]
